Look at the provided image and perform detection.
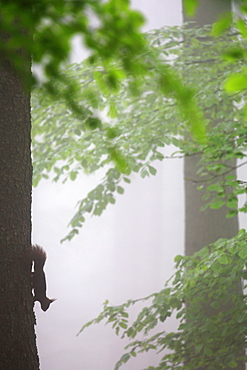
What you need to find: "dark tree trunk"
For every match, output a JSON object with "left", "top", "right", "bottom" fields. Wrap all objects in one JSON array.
[
  {"left": 183, "top": 1, "right": 245, "bottom": 369},
  {"left": 0, "top": 44, "right": 39, "bottom": 368}
]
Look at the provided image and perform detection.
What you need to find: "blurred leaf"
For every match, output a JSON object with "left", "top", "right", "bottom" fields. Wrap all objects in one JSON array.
[
  {"left": 183, "top": 0, "right": 199, "bottom": 17},
  {"left": 224, "top": 73, "right": 247, "bottom": 93},
  {"left": 211, "top": 12, "right": 232, "bottom": 37}
]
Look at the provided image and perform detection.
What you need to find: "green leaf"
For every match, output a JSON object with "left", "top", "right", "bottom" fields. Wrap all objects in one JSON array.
[
  {"left": 69, "top": 171, "right": 77, "bottom": 181},
  {"left": 174, "top": 255, "right": 183, "bottom": 263},
  {"left": 211, "top": 12, "right": 232, "bottom": 37},
  {"left": 229, "top": 361, "right": 238, "bottom": 368},
  {"left": 226, "top": 197, "right": 238, "bottom": 209},
  {"left": 108, "top": 147, "right": 130, "bottom": 174},
  {"left": 224, "top": 73, "right": 247, "bottom": 93},
  {"left": 148, "top": 165, "right": 157, "bottom": 176},
  {"left": 108, "top": 103, "right": 118, "bottom": 118},
  {"left": 223, "top": 48, "right": 245, "bottom": 62},
  {"left": 236, "top": 18, "right": 247, "bottom": 38},
  {"left": 226, "top": 209, "right": 238, "bottom": 218},
  {"left": 123, "top": 177, "right": 131, "bottom": 184},
  {"left": 108, "top": 196, "right": 116, "bottom": 205},
  {"left": 218, "top": 254, "right": 229, "bottom": 265},
  {"left": 209, "top": 200, "right": 225, "bottom": 210},
  {"left": 121, "top": 353, "right": 130, "bottom": 364},
  {"left": 116, "top": 186, "right": 124, "bottom": 194},
  {"left": 140, "top": 168, "right": 149, "bottom": 178},
  {"left": 238, "top": 248, "right": 247, "bottom": 260},
  {"left": 119, "top": 322, "right": 128, "bottom": 329},
  {"left": 195, "top": 343, "right": 203, "bottom": 354},
  {"left": 183, "top": 0, "right": 199, "bottom": 17}
]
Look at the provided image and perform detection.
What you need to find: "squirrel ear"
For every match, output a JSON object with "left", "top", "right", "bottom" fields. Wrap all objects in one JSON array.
[{"left": 50, "top": 299, "right": 57, "bottom": 303}]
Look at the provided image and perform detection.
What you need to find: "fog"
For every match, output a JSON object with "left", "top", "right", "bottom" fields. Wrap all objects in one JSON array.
[
  {"left": 33, "top": 149, "right": 184, "bottom": 369},
  {"left": 32, "top": 1, "right": 192, "bottom": 369}
]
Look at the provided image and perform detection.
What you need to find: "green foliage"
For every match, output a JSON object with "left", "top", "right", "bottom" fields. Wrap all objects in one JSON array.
[
  {"left": 2, "top": 0, "right": 208, "bottom": 121},
  {"left": 32, "top": 23, "right": 247, "bottom": 241},
  {"left": 0, "top": 0, "right": 148, "bottom": 107},
  {"left": 78, "top": 229, "right": 247, "bottom": 369},
  {"left": 1, "top": 0, "right": 146, "bottom": 80}
]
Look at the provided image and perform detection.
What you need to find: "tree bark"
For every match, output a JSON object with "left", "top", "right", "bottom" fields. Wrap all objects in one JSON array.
[
  {"left": 0, "top": 41, "right": 39, "bottom": 368},
  {"left": 183, "top": 1, "right": 245, "bottom": 369}
]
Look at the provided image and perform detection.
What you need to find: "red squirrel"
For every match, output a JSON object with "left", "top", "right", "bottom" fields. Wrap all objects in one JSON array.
[{"left": 31, "top": 245, "right": 55, "bottom": 311}]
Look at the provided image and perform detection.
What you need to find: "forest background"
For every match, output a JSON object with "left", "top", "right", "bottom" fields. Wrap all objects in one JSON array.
[{"left": 2, "top": 0, "right": 247, "bottom": 369}]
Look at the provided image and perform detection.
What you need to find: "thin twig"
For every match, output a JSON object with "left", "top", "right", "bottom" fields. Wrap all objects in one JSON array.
[{"left": 185, "top": 160, "right": 247, "bottom": 184}]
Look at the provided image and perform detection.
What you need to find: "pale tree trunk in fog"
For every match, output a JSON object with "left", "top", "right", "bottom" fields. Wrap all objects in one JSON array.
[
  {"left": 183, "top": 0, "right": 237, "bottom": 249},
  {"left": 183, "top": 0, "right": 237, "bottom": 252},
  {"left": 183, "top": 1, "right": 244, "bottom": 369}
]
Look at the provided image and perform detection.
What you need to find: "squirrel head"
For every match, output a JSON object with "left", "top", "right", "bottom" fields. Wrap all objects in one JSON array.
[{"left": 41, "top": 298, "right": 56, "bottom": 311}]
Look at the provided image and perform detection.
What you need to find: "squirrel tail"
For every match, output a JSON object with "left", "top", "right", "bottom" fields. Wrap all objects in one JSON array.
[{"left": 31, "top": 245, "right": 47, "bottom": 268}]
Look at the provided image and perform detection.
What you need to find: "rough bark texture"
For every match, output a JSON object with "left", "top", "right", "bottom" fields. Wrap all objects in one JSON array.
[
  {"left": 183, "top": 1, "right": 245, "bottom": 369},
  {"left": 0, "top": 45, "right": 39, "bottom": 368}
]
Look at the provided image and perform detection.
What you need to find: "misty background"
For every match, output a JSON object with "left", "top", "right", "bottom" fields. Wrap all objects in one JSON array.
[{"left": 32, "top": 1, "right": 246, "bottom": 369}]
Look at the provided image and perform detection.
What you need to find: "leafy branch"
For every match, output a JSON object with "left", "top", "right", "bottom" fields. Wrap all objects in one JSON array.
[
  {"left": 78, "top": 230, "right": 247, "bottom": 369},
  {"left": 32, "top": 23, "right": 247, "bottom": 241}
]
